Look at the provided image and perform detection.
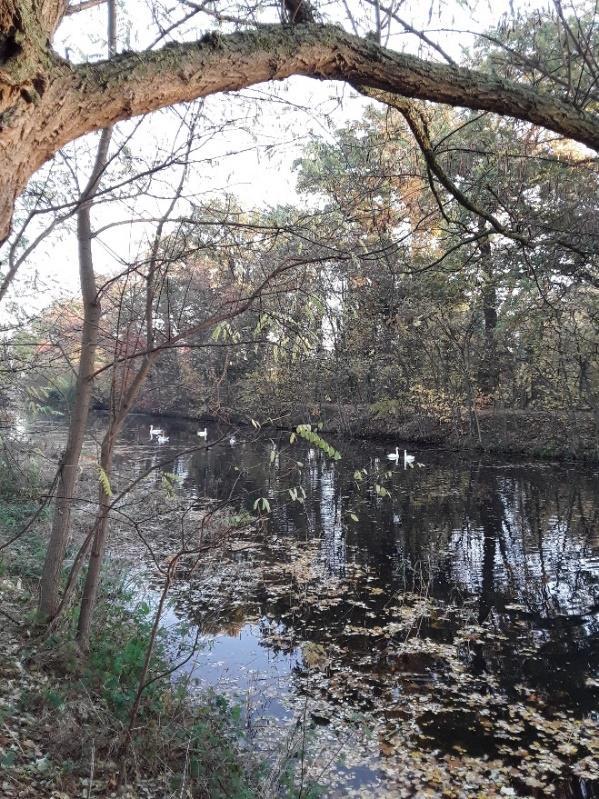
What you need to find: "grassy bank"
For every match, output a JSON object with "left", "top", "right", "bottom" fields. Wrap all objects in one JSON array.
[
  {"left": 0, "top": 526, "right": 319, "bottom": 799},
  {"left": 0, "top": 573, "right": 263, "bottom": 798}
]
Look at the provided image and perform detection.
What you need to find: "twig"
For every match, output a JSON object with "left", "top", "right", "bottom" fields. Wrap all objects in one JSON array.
[
  {"left": 179, "top": 735, "right": 193, "bottom": 799},
  {"left": 86, "top": 739, "right": 96, "bottom": 799},
  {"left": 0, "top": 607, "right": 21, "bottom": 625},
  {"left": 0, "top": 468, "right": 60, "bottom": 553}
]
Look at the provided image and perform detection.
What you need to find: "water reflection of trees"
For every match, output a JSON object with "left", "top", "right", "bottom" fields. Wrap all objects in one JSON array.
[
  {"left": 113, "top": 419, "right": 598, "bottom": 633},
  {"left": 97, "top": 417, "right": 599, "bottom": 798},
  {"left": 113, "top": 418, "right": 599, "bottom": 673}
]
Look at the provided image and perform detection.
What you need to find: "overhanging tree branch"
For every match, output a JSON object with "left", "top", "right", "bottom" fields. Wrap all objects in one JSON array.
[
  {"left": 66, "top": 26, "right": 599, "bottom": 151},
  {"left": 356, "top": 86, "right": 599, "bottom": 278},
  {"left": 358, "top": 88, "right": 530, "bottom": 246},
  {"left": 1, "top": 20, "right": 599, "bottom": 244}
]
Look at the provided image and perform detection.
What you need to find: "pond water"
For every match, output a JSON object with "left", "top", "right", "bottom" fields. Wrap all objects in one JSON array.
[{"left": 35, "top": 415, "right": 599, "bottom": 796}]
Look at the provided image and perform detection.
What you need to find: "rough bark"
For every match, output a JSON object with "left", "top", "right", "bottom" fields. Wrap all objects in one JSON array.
[
  {"left": 76, "top": 351, "right": 157, "bottom": 649},
  {"left": 37, "top": 0, "right": 114, "bottom": 622},
  {"left": 75, "top": 428, "right": 114, "bottom": 649},
  {"left": 0, "top": 11, "right": 598, "bottom": 242}
]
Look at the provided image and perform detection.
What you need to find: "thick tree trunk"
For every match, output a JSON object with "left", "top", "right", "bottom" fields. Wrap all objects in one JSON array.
[
  {"left": 37, "top": 2, "right": 115, "bottom": 622},
  {"left": 0, "top": 6, "right": 598, "bottom": 241},
  {"left": 37, "top": 266, "right": 100, "bottom": 620}
]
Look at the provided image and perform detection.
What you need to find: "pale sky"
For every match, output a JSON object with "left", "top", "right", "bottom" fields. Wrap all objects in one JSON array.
[{"left": 1, "top": 0, "right": 543, "bottom": 323}]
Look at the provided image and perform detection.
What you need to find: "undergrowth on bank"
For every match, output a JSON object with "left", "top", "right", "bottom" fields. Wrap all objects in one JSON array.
[
  {"left": 0, "top": 534, "right": 323, "bottom": 798},
  {"left": 0, "top": 445, "right": 48, "bottom": 538}
]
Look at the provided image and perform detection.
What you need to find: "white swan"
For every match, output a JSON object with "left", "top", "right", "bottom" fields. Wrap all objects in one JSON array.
[
  {"left": 229, "top": 436, "right": 237, "bottom": 445},
  {"left": 197, "top": 428, "right": 207, "bottom": 438},
  {"left": 149, "top": 424, "right": 163, "bottom": 437},
  {"left": 156, "top": 434, "right": 169, "bottom": 444},
  {"left": 387, "top": 447, "right": 417, "bottom": 468}
]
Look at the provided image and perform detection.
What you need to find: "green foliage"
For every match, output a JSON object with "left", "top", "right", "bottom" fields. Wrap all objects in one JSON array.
[
  {"left": 229, "top": 510, "right": 254, "bottom": 527},
  {"left": 2, "top": 532, "right": 47, "bottom": 579},
  {"left": 184, "top": 693, "right": 256, "bottom": 799},
  {"left": 374, "top": 483, "right": 390, "bottom": 498},
  {"left": 26, "top": 376, "right": 77, "bottom": 414},
  {"left": 212, "top": 320, "right": 241, "bottom": 344},
  {"left": 43, "top": 688, "right": 66, "bottom": 710},
  {"left": 83, "top": 592, "right": 165, "bottom": 720},
  {"left": 0, "top": 499, "right": 41, "bottom": 535},
  {"left": 161, "top": 471, "right": 181, "bottom": 497},
  {"left": 0, "top": 749, "right": 17, "bottom": 768},
  {"left": 370, "top": 398, "right": 404, "bottom": 419},
  {"left": 287, "top": 486, "right": 306, "bottom": 504},
  {"left": 98, "top": 466, "right": 113, "bottom": 498},
  {"left": 0, "top": 446, "right": 47, "bottom": 572},
  {"left": 253, "top": 496, "right": 271, "bottom": 513},
  {"left": 291, "top": 424, "right": 341, "bottom": 461},
  {"left": 0, "top": 446, "right": 42, "bottom": 503},
  {"left": 278, "top": 769, "right": 324, "bottom": 799}
]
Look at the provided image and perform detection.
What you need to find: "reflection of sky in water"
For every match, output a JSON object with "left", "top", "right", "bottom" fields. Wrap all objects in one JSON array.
[
  {"left": 23, "top": 413, "right": 599, "bottom": 625},
  {"left": 110, "top": 415, "right": 597, "bottom": 684},
  {"left": 191, "top": 627, "right": 297, "bottom": 720},
  {"left": 18, "top": 414, "right": 599, "bottom": 796},
  {"left": 129, "top": 585, "right": 301, "bottom": 722},
  {"left": 20, "top": 419, "right": 599, "bottom": 653},
  {"left": 446, "top": 475, "right": 598, "bottom": 615},
  {"left": 317, "top": 463, "right": 347, "bottom": 575},
  {"left": 162, "top": 601, "right": 299, "bottom": 720}
]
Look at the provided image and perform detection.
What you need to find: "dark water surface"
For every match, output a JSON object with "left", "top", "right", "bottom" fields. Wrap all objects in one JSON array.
[{"left": 38, "top": 415, "right": 599, "bottom": 796}]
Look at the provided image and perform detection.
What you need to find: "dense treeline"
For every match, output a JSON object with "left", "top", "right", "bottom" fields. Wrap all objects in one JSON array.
[
  {"left": 0, "top": 0, "right": 597, "bottom": 675},
  {"left": 14, "top": 104, "right": 598, "bottom": 449},
  {"left": 0, "top": 0, "right": 598, "bottom": 793}
]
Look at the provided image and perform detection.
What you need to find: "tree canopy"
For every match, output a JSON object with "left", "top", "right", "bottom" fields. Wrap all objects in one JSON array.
[{"left": 0, "top": 0, "right": 598, "bottom": 243}]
